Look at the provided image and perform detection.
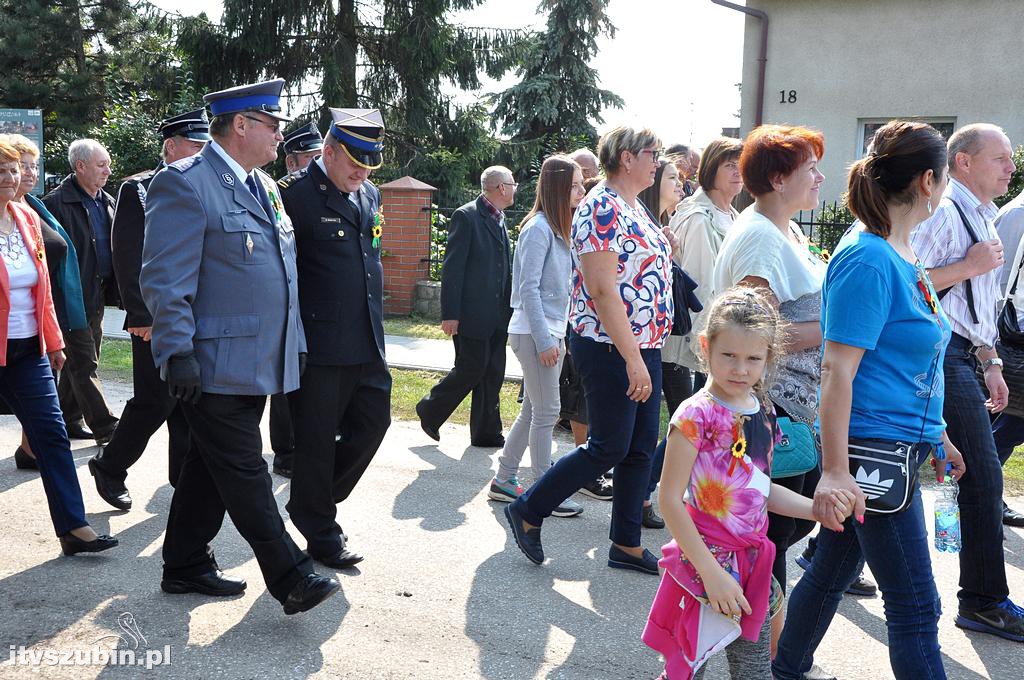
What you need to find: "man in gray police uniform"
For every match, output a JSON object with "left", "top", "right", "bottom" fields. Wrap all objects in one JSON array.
[
  {"left": 268, "top": 121, "right": 325, "bottom": 478},
  {"left": 140, "top": 79, "right": 339, "bottom": 614}
]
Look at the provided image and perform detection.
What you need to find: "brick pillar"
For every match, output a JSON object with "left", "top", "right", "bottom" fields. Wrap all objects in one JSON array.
[{"left": 379, "top": 176, "right": 437, "bottom": 316}]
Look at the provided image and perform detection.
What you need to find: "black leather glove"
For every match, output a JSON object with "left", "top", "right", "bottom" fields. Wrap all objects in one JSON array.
[
  {"left": 167, "top": 352, "right": 202, "bottom": 404},
  {"left": 298, "top": 352, "right": 307, "bottom": 377}
]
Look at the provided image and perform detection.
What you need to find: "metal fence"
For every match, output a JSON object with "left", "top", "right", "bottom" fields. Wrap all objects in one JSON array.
[{"left": 425, "top": 200, "right": 856, "bottom": 281}]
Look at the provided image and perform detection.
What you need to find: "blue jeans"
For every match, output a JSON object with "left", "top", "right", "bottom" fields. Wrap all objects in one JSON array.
[
  {"left": 773, "top": 476, "right": 944, "bottom": 680},
  {"left": 943, "top": 334, "right": 1008, "bottom": 611},
  {"left": 1, "top": 337, "right": 87, "bottom": 536},
  {"left": 513, "top": 333, "right": 662, "bottom": 547}
]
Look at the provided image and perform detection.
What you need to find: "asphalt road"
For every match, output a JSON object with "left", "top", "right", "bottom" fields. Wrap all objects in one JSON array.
[{"left": 0, "top": 373, "right": 1022, "bottom": 679}]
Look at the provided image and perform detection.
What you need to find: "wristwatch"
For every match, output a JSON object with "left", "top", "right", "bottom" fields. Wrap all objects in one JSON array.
[{"left": 983, "top": 357, "right": 1004, "bottom": 372}]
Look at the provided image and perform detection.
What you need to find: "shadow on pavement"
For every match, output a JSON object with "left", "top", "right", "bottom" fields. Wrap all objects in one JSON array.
[{"left": 392, "top": 444, "right": 493, "bottom": 532}]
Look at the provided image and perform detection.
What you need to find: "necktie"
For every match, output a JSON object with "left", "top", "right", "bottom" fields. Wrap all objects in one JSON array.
[{"left": 245, "top": 174, "right": 269, "bottom": 217}]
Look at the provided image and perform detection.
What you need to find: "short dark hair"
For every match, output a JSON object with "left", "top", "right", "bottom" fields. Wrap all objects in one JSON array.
[
  {"left": 666, "top": 143, "right": 691, "bottom": 156},
  {"left": 208, "top": 114, "right": 237, "bottom": 139},
  {"left": 698, "top": 137, "right": 744, "bottom": 193},
  {"left": 739, "top": 125, "right": 825, "bottom": 197},
  {"left": 848, "top": 121, "right": 947, "bottom": 238}
]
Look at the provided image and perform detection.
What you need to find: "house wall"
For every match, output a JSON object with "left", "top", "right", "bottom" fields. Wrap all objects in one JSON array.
[{"left": 739, "top": 0, "right": 1024, "bottom": 205}]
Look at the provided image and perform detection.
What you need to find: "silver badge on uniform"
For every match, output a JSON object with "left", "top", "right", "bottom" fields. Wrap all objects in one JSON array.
[
  {"left": 246, "top": 234, "right": 254, "bottom": 255},
  {"left": 222, "top": 173, "right": 235, "bottom": 186}
]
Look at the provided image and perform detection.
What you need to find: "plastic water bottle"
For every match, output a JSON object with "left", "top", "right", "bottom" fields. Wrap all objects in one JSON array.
[{"left": 934, "top": 477, "right": 961, "bottom": 553}]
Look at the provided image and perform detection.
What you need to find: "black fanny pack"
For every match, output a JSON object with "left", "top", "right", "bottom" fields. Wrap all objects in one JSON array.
[{"left": 848, "top": 438, "right": 932, "bottom": 514}]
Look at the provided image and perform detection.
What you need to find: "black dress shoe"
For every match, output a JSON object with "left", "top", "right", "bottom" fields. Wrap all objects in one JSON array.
[
  {"left": 1003, "top": 501, "right": 1024, "bottom": 528},
  {"left": 65, "top": 421, "right": 94, "bottom": 440},
  {"left": 272, "top": 461, "right": 292, "bottom": 478},
  {"left": 60, "top": 532, "right": 118, "bottom": 556},
  {"left": 642, "top": 504, "right": 665, "bottom": 529},
  {"left": 471, "top": 435, "right": 506, "bottom": 448},
  {"left": 283, "top": 573, "right": 341, "bottom": 615},
  {"left": 161, "top": 570, "right": 247, "bottom": 597},
  {"left": 315, "top": 548, "right": 364, "bottom": 569},
  {"left": 415, "top": 402, "right": 440, "bottom": 442},
  {"left": 14, "top": 446, "right": 38, "bottom": 470},
  {"left": 88, "top": 458, "right": 132, "bottom": 511}
]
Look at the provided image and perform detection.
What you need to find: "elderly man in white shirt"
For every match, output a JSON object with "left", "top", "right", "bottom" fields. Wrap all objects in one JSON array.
[{"left": 912, "top": 123, "right": 1024, "bottom": 643}]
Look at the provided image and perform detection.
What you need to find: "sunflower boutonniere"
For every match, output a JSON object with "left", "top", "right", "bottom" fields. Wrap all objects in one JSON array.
[
  {"left": 808, "top": 242, "right": 830, "bottom": 263},
  {"left": 372, "top": 208, "right": 385, "bottom": 249},
  {"left": 727, "top": 416, "right": 752, "bottom": 476}
]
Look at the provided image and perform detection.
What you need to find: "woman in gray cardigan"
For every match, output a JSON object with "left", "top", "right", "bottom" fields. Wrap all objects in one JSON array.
[{"left": 488, "top": 155, "right": 586, "bottom": 516}]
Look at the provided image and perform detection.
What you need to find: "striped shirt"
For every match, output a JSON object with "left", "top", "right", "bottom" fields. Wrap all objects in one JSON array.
[{"left": 911, "top": 177, "right": 1000, "bottom": 347}]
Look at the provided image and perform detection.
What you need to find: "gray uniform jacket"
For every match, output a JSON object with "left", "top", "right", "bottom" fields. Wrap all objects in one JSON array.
[{"left": 140, "top": 144, "right": 305, "bottom": 396}]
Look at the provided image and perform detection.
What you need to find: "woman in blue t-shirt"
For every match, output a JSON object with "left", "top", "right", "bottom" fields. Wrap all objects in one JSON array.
[{"left": 773, "top": 122, "right": 967, "bottom": 680}]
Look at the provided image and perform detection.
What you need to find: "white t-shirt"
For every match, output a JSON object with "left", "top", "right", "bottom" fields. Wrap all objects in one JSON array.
[
  {"left": 0, "top": 228, "right": 39, "bottom": 339},
  {"left": 713, "top": 206, "right": 826, "bottom": 302}
]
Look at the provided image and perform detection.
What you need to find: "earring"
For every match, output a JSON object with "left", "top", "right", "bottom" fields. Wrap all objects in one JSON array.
[{"left": 926, "top": 199, "right": 932, "bottom": 215}]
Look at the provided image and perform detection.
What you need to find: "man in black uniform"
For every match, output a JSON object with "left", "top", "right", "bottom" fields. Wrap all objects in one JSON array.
[
  {"left": 269, "top": 122, "right": 324, "bottom": 478},
  {"left": 278, "top": 109, "right": 391, "bottom": 568},
  {"left": 87, "top": 109, "right": 209, "bottom": 511}
]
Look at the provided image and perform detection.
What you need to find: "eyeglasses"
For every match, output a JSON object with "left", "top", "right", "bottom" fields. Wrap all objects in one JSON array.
[
  {"left": 501, "top": 182, "right": 519, "bottom": 190},
  {"left": 242, "top": 115, "right": 283, "bottom": 132},
  {"left": 638, "top": 148, "right": 662, "bottom": 162}
]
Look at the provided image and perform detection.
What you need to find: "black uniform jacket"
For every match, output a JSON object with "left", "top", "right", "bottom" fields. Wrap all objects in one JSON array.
[
  {"left": 279, "top": 162, "right": 385, "bottom": 366},
  {"left": 111, "top": 163, "right": 161, "bottom": 329}
]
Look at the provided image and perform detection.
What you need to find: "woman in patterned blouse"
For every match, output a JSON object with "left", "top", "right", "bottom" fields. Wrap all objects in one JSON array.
[{"left": 504, "top": 125, "right": 676, "bottom": 576}]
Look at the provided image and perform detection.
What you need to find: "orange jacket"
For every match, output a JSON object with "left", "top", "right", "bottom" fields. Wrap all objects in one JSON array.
[{"left": 0, "top": 201, "right": 64, "bottom": 365}]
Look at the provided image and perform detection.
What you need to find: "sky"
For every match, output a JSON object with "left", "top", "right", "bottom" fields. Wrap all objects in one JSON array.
[{"left": 153, "top": 0, "right": 746, "bottom": 149}]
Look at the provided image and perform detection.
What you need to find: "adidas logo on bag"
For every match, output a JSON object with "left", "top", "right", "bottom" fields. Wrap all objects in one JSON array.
[{"left": 855, "top": 467, "right": 894, "bottom": 500}]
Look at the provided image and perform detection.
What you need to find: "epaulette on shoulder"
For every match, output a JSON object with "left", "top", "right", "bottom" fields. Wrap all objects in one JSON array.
[
  {"left": 277, "top": 168, "right": 309, "bottom": 190},
  {"left": 167, "top": 155, "right": 204, "bottom": 173},
  {"left": 121, "top": 168, "right": 156, "bottom": 184}
]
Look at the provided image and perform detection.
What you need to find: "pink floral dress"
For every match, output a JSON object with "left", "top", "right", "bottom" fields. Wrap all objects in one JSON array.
[{"left": 670, "top": 390, "right": 779, "bottom": 602}]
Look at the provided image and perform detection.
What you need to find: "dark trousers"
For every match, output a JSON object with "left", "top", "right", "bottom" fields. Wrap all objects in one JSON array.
[
  {"left": 943, "top": 333, "right": 1009, "bottom": 612},
  {"left": 992, "top": 411, "right": 1024, "bottom": 466},
  {"left": 514, "top": 334, "right": 662, "bottom": 547},
  {"left": 269, "top": 393, "right": 294, "bottom": 468},
  {"left": 1, "top": 337, "right": 87, "bottom": 536},
  {"left": 163, "top": 393, "right": 313, "bottom": 602},
  {"left": 418, "top": 328, "right": 507, "bottom": 442},
  {"left": 287, "top": 360, "right": 391, "bottom": 557},
  {"left": 660, "top": 361, "right": 692, "bottom": 418},
  {"left": 57, "top": 309, "right": 116, "bottom": 432},
  {"left": 93, "top": 334, "right": 189, "bottom": 486}
]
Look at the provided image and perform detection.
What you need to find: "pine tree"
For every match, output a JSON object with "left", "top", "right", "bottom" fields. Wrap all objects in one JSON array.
[
  {"left": 491, "top": 0, "right": 623, "bottom": 151},
  {"left": 176, "top": 0, "right": 527, "bottom": 204}
]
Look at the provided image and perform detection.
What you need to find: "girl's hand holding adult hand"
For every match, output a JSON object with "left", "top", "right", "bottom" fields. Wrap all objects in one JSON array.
[
  {"left": 814, "top": 470, "right": 866, "bottom": 531},
  {"left": 625, "top": 356, "right": 652, "bottom": 402},
  {"left": 702, "top": 567, "right": 752, "bottom": 619}
]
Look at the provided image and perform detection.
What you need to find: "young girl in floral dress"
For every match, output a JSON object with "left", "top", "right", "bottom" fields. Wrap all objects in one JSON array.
[{"left": 643, "top": 287, "right": 855, "bottom": 679}]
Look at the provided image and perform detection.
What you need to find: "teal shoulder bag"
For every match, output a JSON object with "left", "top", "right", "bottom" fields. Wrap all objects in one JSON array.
[{"left": 771, "top": 416, "right": 818, "bottom": 479}]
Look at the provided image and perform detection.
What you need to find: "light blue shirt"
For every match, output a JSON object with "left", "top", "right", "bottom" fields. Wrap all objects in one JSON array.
[{"left": 821, "top": 228, "right": 950, "bottom": 442}]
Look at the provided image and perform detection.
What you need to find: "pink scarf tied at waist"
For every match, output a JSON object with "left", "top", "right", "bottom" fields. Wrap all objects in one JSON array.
[{"left": 642, "top": 504, "right": 775, "bottom": 680}]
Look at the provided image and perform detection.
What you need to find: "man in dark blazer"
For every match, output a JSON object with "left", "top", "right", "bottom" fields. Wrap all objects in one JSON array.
[
  {"left": 140, "top": 79, "right": 339, "bottom": 615},
  {"left": 269, "top": 121, "right": 325, "bottom": 479},
  {"left": 416, "top": 166, "right": 516, "bottom": 446},
  {"left": 279, "top": 108, "right": 390, "bottom": 568},
  {"left": 87, "top": 108, "right": 210, "bottom": 511},
  {"left": 42, "top": 138, "right": 119, "bottom": 444}
]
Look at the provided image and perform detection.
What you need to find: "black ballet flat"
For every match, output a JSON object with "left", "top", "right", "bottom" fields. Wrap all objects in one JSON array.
[
  {"left": 60, "top": 532, "right": 118, "bottom": 556},
  {"left": 14, "top": 447, "right": 38, "bottom": 470}
]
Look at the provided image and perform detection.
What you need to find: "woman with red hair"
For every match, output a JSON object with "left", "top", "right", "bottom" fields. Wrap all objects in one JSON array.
[{"left": 712, "top": 125, "right": 855, "bottom": 664}]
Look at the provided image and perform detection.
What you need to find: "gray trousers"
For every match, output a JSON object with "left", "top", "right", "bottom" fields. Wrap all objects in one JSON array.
[
  {"left": 691, "top": 615, "right": 771, "bottom": 680},
  {"left": 497, "top": 333, "right": 564, "bottom": 482}
]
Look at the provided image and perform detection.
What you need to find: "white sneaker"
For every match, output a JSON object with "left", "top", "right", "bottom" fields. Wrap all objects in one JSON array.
[{"left": 552, "top": 498, "right": 584, "bottom": 518}]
